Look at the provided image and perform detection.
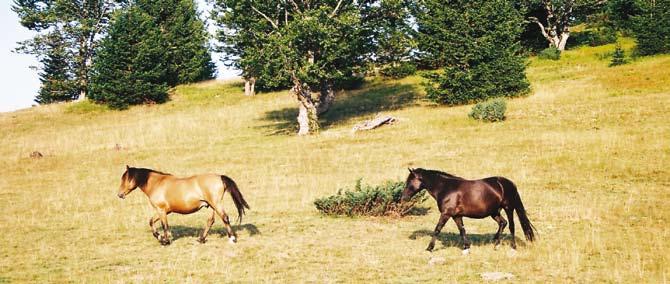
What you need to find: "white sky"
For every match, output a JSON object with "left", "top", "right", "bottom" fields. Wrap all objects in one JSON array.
[{"left": 0, "top": 0, "right": 238, "bottom": 113}]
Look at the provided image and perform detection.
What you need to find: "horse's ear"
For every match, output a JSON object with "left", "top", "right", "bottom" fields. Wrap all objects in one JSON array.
[
  {"left": 126, "top": 165, "right": 129, "bottom": 170},
  {"left": 408, "top": 168, "right": 415, "bottom": 174}
]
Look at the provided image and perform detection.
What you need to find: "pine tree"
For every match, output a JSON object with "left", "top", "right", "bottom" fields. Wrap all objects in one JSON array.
[
  {"left": 632, "top": 0, "right": 670, "bottom": 56},
  {"left": 13, "top": 0, "right": 120, "bottom": 101},
  {"left": 419, "top": 0, "right": 530, "bottom": 105},
  {"left": 89, "top": 7, "right": 169, "bottom": 109},
  {"left": 35, "top": 31, "right": 78, "bottom": 104},
  {"left": 136, "top": 0, "right": 216, "bottom": 86},
  {"left": 610, "top": 43, "right": 627, "bottom": 66}
]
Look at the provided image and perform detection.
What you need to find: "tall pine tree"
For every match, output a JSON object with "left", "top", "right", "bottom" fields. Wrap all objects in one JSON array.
[
  {"left": 13, "top": 0, "right": 120, "bottom": 101},
  {"left": 35, "top": 30, "right": 79, "bottom": 104},
  {"left": 136, "top": 0, "right": 216, "bottom": 86},
  {"left": 89, "top": 7, "right": 169, "bottom": 109},
  {"left": 419, "top": 0, "right": 530, "bottom": 105}
]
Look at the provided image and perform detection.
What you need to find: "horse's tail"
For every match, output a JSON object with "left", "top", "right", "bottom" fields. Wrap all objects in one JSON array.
[
  {"left": 500, "top": 177, "right": 536, "bottom": 242},
  {"left": 221, "top": 175, "right": 250, "bottom": 224}
]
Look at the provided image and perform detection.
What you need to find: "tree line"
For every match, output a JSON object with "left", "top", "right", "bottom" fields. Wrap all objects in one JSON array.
[{"left": 14, "top": 0, "right": 670, "bottom": 134}]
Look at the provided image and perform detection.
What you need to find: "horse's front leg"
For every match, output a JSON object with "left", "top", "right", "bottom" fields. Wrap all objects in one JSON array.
[
  {"left": 149, "top": 214, "right": 160, "bottom": 240},
  {"left": 158, "top": 211, "right": 171, "bottom": 245},
  {"left": 427, "top": 213, "right": 451, "bottom": 252},
  {"left": 453, "top": 216, "right": 471, "bottom": 254}
]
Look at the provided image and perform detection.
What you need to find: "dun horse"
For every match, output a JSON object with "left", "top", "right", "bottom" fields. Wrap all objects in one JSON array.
[
  {"left": 402, "top": 168, "right": 535, "bottom": 253},
  {"left": 117, "top": 166, "right": 250, "bottom": 245}
]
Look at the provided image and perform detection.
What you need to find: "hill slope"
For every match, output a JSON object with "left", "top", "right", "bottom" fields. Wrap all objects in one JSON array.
[{"left": 1, "top": 40, "right": 669, "bottom": 282}]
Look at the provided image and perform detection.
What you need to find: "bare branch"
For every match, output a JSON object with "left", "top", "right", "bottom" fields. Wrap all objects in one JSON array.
[
  {"left": 252, "top": 6, "right": 279, "bottom": 30},
  {"left": 528, "top": 17, "right": 551, "bottom": 41},
  {"left": 329, "top": 0, "right": 343, "bottom": 18},
  {"left": 288, "top": 0, "right": 302, "bottom": 14}
]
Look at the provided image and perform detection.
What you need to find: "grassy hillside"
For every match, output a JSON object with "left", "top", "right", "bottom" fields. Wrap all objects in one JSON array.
[{"left": 1, "top": 39, "right": 669, "bottom": 282}]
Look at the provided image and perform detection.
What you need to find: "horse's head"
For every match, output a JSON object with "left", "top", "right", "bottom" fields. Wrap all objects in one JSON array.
[
  {"left": 402, "top": 168, "right": 425, "bottom": 202},
  {"left": 118, "top": 165, "right": 138, "bottom": 199}
]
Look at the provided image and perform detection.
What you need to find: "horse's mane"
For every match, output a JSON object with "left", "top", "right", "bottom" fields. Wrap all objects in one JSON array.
[
  {"left": 415, "top": 168, "right": 464, "bottom": 180},
  {"left": 128, "top": 167, "right": 172, "bottom": 188}
]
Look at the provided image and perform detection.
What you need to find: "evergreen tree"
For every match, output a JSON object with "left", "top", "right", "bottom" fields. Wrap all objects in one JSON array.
[
  {"left": 35, "top": 30, "right": 79, "bottom": 104},
  {"left": 363, "top": 0, "right": 416, "bottom": 76},
  {"left": 89, "top": 7, "right": 169, "bottom": 109},
  {"left": 13, "top": 0, "right": 121, "bottom": 101},
  {"left": 610, "top": 43, "right": 627, "bottom": 66},
  {"left": 632, "top": 0, "right": 670, "bottom": 56},
  {"left": 136, "top": 0, "right": 216, "bottom": 86},
  {"left": 420, "top": 0, "right": 530, "bottom": 105}
]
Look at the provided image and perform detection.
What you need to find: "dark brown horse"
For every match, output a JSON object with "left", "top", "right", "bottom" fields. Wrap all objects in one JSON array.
[
  {"left": 117, "top": 166, "right": 250, "bottom": 245},
  {"left": 402, "top": 168, "right": 535, "bottom": 253}
]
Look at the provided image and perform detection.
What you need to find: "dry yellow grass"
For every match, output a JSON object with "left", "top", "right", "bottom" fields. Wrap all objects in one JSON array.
[{"left": 1, "top": 40, "right": 669, "bottom": 283}]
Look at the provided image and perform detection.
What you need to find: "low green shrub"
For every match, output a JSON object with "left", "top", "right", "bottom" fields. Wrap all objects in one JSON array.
[
  {"left": 538, "top": 47, "right": 561, "bottom": 60},
  {"left": 314, "top": 179, "right": 427, "bottom": 217},
  {"left": 469, "top": 98, "right": 507, "bottom": 122},
  {"left": 380, "top": 62, "right": 417, "bottom": 79}
]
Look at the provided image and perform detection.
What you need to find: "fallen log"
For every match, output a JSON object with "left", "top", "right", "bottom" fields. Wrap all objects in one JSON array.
[{"left": 352, "top": 115, "right": 397, "bottom": 132}]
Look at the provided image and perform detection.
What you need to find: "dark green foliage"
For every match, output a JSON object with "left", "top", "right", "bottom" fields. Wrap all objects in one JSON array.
[
  {"left": 89, "top": 7, "right": 169, "bottom": 109},
  {"left": 136, "top": 0, "right": 216, "bottom": 86},
  {"left": 632, "top": 0, "right": 670, "bottom": 56},
  {"left": 364, "top": 0, "right": 417, "bottom": 71},
  {"left": 610, "top": 44, "right": 628, "bottom": 66},
  {"left": 13, "top": 0, "right": 119, "bottom": 100},
  {"left": 538, "top": 46, "right": 562, "bottom": 60},
  {"left": 379, "top": 62, "right": 417, "bottom": 79},
  {"left": 607, "top": 0, "right": 644, "bottom": 32},
  {"left": 420, "top": 0, "right": 530, "bottom": 106},
  {"left": 520, "top": 4, "right": 549, "bottom": 53},
  {"left": 469, "top": 98, "right": 507, "bottom": 122},
  {"left": 314, "top": 179, "right": 427, "bottom": 217},
  {"left": 35, "top": 31, "right": 78, "bottom": 104},
  {"left": 568, "top": 28, "right": 618, "bottom": 47}
]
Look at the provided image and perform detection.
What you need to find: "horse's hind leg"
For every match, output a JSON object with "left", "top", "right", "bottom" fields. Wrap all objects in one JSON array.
[
  {"left": 453, "top": 216, "right": 471, "bottom": 254},
  {"left": 149, "top": 214, "right": 160, "bottom": 240},
  {"left": 504, "top": 208, "right": 517, "bottom": 249},
  {"left": 198, "top": 210, "right": 216, "bottom": 244},
  {"left": 491, "top": 213, "right": 507, "bottom": 249},
  {"left": 212, "top": 205, "right": 237, "bottom": 243}
]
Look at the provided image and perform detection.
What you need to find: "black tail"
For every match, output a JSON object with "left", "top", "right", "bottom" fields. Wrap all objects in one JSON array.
[
  {"left": 500, "top": 178, "right": 536, "bottom": 242},
  {"left": 221, "top": 175, "right": 250, "bottom": 224}
]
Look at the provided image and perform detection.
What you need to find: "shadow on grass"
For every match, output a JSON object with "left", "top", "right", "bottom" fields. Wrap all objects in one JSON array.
[
  {"left": 409, "top": 230, "right": 526, "bottom": 250},
  {"left": 170, "top": 223, "right": 260, "bottom": 241},
  {"left": 405, "top": 206, "right": 431, "bottom": 216},
  {"left": 260, "top": 81, "right": 420, "bottom": 135}
]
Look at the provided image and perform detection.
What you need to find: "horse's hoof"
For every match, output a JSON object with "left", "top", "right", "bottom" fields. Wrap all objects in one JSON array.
[
  {"left": 507, "top": 248, "right": 517, "bottom": 257},
  {"left": 426, "top": 245, "right": 434, "bottom": 252},
  {"left": 462, "top": 249, "right": 470, "bottom": 255},
  {"left": 494, "top": 243, "right": 500, "bottom": 250},
  {"left": 228, "top": 236, "right": 237, "bottom": 244},
  {"left": 198, "top": 237, "right": 207, "bottom": 244},
  {"left": 153, "top": 232, "right": 160, "bottom": 239}
]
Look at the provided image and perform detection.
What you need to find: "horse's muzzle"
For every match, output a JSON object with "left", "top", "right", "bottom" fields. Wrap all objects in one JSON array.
[{"left": 118, "top": 193, "right": 125, "bottom": 199}]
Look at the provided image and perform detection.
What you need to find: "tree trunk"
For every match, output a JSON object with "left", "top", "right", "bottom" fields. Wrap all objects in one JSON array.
[
  {"left": 76, "top": 40, "right": 91, "bottom": 101},
  {"left": 557, "top": 32, "right": 569, "bottom": 51},
  {"left": 244, "top": 77, "right": 257, "bottom": 96},
  {"left": 292, "top": 80, "right": 319, "bottom": 135},
  {"left": 317, "top": 81, "right": 334, "bottom": 115}
]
